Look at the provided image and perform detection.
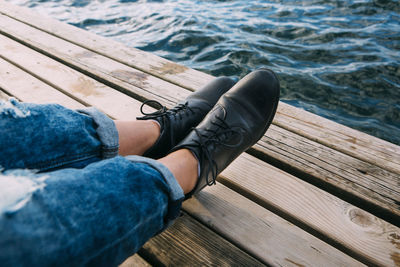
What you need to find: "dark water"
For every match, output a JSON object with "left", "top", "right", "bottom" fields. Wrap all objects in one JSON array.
[{"left": 7, "top": 0, "right": 400, "bottom": 145}]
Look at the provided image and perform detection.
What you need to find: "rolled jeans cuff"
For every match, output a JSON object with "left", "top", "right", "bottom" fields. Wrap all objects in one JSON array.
[
  {"left": 125, "top": 155, "right": 185, "bottom": 228},
  {"left": 77, "top": 107, "right": 119, "bottom": 159}
]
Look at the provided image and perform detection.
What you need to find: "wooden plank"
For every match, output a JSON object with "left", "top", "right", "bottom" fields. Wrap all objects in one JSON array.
[
  {"left": 253, "top": 125, "right": 400, "bottom": 223},
  {"left": 0, "top": 13, "right": 191, "bottom": 109},
  {"left": 0, "top": 0, "right": 211, "bottom": 92},
  {"left": 1, "top": 0, "right": 398, "bottom": 174},
  {"left": 0, "top": 57, "right": 83, "bottom": 109},
  {"left": 139, "top": 213, "right": 266, "bottom": 267},
  {"left": 273, "top": 104, "right": 400, "bottom": 175},
  {"left": 185, "top": 185, "right": 364, "bottom": 267},
  {"left": 0, "top": 13, "right": 398, "bottom": 225},
  {"left": 214, "top": 153, "right": 400, "bottom": 266},
  {"left": 0, "top": 34, "right": 143, "bottom": 120},
  {"left": 0, "top": 40, "right": 364, "bottom": 266}
]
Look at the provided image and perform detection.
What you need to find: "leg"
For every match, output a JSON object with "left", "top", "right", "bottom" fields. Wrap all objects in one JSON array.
[
  {"left": 0, "top": 155, "right": 185, "bottom": 266},
  {"left": 114, "top": 121, "right": 199, "bottom": 193},
  {"left": 114, "top": 120, "right": 160, "bottom": 156},
  {"left": 158, "top": 149, "right": 198, "bottom": 194},
  {"left": 0, "top": 99, "right": 118, "bottom": 171}
]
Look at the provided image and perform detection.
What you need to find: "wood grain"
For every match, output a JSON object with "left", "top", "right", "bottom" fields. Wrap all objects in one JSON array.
[
  {"left": 1, "top": 0, "right": 398, "bottom": 174},
  {"left": 184, "top": 185, "right": 364, "bottom": 267},
  {"left": 252, "top": 125, "right": 400, "bottom": 223},
  {"left": 0, "top": 57, "right": 83, "bottom": 109},
  {"left": 0, "top": 34, "right": 143, "bottom": 120},
  {"left": 218, "top": 153, "right": 400, "bottom": 266},
  {"left": 0, "top": 13, "right": 190, "bottom": 108},
  {"left": 0, "top": 1, "right": 212, "bottom": 91},
  {"left": 274, "top": 104, "right": 400, "bottom": 174},
  {"left": 140, "top": 213, "right": 266, "bottom": 267}
]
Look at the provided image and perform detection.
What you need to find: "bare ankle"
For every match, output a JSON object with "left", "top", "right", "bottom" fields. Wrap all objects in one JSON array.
[
  {"left": 158, "top": 149, "right": 198, "bottom": 194},
  {"left": 115, "top": 120, "right": 161, "bottom": 156}
]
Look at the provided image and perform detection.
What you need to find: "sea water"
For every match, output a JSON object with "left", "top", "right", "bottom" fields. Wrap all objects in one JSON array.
[{"left": 6, "top": 0, "right": 400, "bottom": 145}]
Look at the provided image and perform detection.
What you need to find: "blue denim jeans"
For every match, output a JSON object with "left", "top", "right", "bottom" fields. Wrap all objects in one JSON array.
[{"left": 0, "top": 99, "right": 184, "bottom": 266}]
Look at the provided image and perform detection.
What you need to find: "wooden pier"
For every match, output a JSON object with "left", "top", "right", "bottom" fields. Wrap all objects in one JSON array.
[{"left": 0, "top": 1, "right": 399, "bottom": 266}]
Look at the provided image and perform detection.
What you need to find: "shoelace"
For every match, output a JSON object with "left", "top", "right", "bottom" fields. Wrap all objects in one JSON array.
[
  {"left": 139, "top": 100, "right": 196, "bottom": 121},
  {"left": 192, "top": 115, "right": 243, "bottom": 186}
]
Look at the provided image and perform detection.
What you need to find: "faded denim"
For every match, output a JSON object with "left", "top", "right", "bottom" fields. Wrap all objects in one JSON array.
[{"left": 0, "top": 99, "right": 184, "bottom": 266}]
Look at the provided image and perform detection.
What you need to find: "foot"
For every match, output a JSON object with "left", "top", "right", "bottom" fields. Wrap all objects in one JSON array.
[
  {"left": 137, "top": 77, "right": 235, "bottom": 159},
  {"left": 172, "top": 68, "right": 280, "bottom": 198}
]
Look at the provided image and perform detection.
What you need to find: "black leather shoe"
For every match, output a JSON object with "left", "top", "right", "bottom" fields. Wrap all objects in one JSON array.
[
  {"left": 137, "top": 77, "right": 236, "bottom": 159},
  {"left": 172, "top": 68, "right": 280, "bottom": 198}
]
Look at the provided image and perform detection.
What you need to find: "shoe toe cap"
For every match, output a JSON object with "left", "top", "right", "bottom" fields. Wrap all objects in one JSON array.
[
  {"left": 223, "top": 68, "right": 280, "bottom": 138},
  {"left": 228, "top": 68, "right": 280, "bottom": 114}
]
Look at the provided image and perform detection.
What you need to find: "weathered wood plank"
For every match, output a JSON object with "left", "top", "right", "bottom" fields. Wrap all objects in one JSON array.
[
  {"left": 0, "top": 13, "right": 398, "bottom": 225},
  {"left": 253, "top": 125, "right": 400, "bottom": 223},
  {"left": 1, "top": 0, "right": 398, "bottom": 174},
  {"left": 0, "top": 38, "right": 365, "bottom": 266},
  {"left": 0, "top": 33, "right": 143, "bottom": 120},
  {"left": 216, "top": 153, "right": 400, "bottom": 266},
  {"left": 0, "top": 13, "right": 191, "bottom": 109},
  {"left": 0, "top": 0, "right": 211, "bottom": 91},
  {"left": 185, "top": 185, "right": 364, "bottom": 267},
  {"left": 0, "top": 57, "right": 83, "bottom": 109},
  {"left": 273, "top": 104, "right": 400, "bottom": 175},
  {"left": 139, "top": 213, "right": 266, "bottom": 267}
]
